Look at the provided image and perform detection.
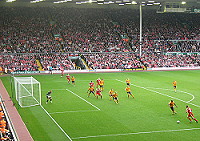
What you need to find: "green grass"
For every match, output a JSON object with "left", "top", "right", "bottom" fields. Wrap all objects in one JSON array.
[{"left": 1, "top": 70, "right": 200, "bottom": 141}]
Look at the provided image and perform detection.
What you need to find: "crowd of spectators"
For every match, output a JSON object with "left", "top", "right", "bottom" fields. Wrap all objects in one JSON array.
[
  {"left": 137, "top": 40, "right": 200, "bottom": 53},
  {"left": 141, "top": 53, "right": 200, "bottom": 68},
  {"left": 39, "top": 54, "right": 74, "bottom": 71},
  {"left": 0, "top": 7, "right": 62, "bottom": 54},
  {"left": 0, "top": 54, "right": 38, "bottom": 72},
  {"left": 0, "top": 54, "right": 75, "bottom": 73},
  {"left": 0, "top": 7, "right": 200, "bottom": 72},
  {"left": 84, "top": 53, "right": 144, "bottom": 69}
]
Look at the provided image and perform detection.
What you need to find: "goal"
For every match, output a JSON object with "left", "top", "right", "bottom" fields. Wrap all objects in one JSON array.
[{"left": 14, "top": 77, "right": 41, "bottom": 108}]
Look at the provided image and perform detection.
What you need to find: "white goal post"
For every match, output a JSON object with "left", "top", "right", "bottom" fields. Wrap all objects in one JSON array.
[{"left": 14, "top": 76, "right": 41, "bottom": 108}]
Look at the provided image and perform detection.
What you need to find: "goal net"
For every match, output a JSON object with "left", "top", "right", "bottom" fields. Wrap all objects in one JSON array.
[{"left": 14, "top": 77, "right": 41, "bottom": 108}]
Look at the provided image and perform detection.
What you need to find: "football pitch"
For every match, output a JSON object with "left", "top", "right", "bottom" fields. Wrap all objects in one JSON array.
[{"left": 1, "top": 70, "right": 200, "bottom": 141}]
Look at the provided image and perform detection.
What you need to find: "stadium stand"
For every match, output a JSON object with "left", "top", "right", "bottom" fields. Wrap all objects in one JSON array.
[
  {"left": 84, "top": 53, "right": 145, "bottom": 69},
  {"left": 0, "top": 7, "right": 200, "bottom": 73},
  {"left": 141, "top": 53, "right": 200, "bottom": 68},
  {"left": 39, "top": 54, "right": 75, "bottom": 71}
]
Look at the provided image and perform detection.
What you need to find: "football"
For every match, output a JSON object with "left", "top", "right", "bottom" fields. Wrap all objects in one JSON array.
[{"left": 177, "top": 120, "right": 180, "bottom": 124}]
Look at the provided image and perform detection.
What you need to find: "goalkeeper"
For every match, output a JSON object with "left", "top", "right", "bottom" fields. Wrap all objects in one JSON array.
[{"left": 46, "top": 90, "right": 52, "bottom": 104}]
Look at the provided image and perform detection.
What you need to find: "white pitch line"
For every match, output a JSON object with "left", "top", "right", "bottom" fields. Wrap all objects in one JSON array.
[
  {"left": 40, "top": 105, "right": 72, "bottom": 141},
  {"left": 145, "top": 87, "right": 195, "bottom": 103},
  {"left": 116, "top": 79, "right": 200, "bottom": 108},
  {"left": 42, "top": 89, "right": 66, "bottom": 91},
  {"left": 72, "top": 128, "right": 200, "bottom": 140},
  {"left": 49, "top": 110, "right": 99, "bottom": 114},
  {"left": 178, "top": 90, "right": 195, "bottom": 103},
  {"left": 66, "top": 88, "right": 101, "bottom": 111}
]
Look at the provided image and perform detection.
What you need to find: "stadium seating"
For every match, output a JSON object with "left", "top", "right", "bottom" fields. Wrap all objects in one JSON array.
[{"left": 0, "top": 7, "right": 199, "bottom": 72}]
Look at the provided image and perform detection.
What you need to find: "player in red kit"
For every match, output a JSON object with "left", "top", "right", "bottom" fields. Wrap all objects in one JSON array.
[
  {"left": 96, "top": 88, "right": 102, "bottom": 99},
  {"left": 89, "top": 81, "right": 94, "bottom": 87},
  {"left": 96, "top": 78, "right": 101, "bottom": 88},
  {"left": 186, "top": 105, "right": 198, "bottom": 123},
  {"left": 60, "top": 66, "right": 64, "bottom": 78},
  {"left": 66, "top": 74, "right": 70, "bottom": 84}
]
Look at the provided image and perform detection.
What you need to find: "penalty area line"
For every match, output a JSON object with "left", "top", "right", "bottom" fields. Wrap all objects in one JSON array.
[
  {"left": 66, "top": 88, "right": 101, "bottom": 111},
  {"left": 145, "top": 87, "right": 195, "bottom": 103},
  {"left": 116, "top": 79, "right": 200, "bottom": 108},
  {"left": 72, "top": 128, "right": 200, "bottom": 140}
]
